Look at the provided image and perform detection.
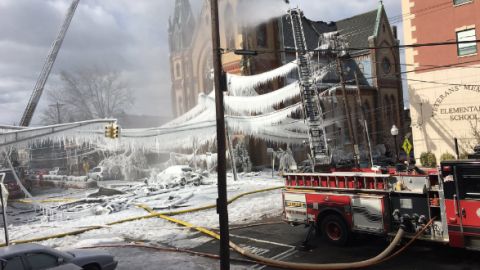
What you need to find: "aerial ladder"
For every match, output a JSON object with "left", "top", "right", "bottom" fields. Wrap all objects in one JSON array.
[
  {"left": 19, "top": 0, "right": 80, "bottom": 126},
  {"left": 288, "top": 9, "right": 330, "bottom": 167}
]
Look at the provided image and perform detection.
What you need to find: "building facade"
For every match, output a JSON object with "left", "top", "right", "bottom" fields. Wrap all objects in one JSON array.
[
  {"left": 280, "top": 4, "right": 405, "bottom": 161},
  {"left": 402, "top": 0, "right": 480, "bottom": 161},
  {"left": 169, "top": 0, "right": 283, "bottom": 165},
  {"left": 169, "top": 1, "right": 405, "bottom": 165},
  {"left": 168, "top": 0, "right": 282, "bottom": 117}
]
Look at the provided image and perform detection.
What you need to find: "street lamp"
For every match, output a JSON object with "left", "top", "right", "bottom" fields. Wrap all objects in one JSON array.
[{"left": 390, "top": 125, "right": 399, "bottom": 163}]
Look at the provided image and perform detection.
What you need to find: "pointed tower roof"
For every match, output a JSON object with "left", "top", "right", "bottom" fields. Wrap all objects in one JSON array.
[
  {"left": 169, "top": 0, "right": 195, "bottom": 31},
  {"left": 169, "top": 0, "right": 196, "bottom": 51}
]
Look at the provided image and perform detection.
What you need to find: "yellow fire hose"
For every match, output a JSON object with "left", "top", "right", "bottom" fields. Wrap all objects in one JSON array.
[
  {"left": 138, "top": 202, "right": 435, "bottom": 270},
  {"left": 0, "top": 186, "right": 282, "bottom": 247},
  {"left": 3, "top": 185, "right": 434, "bottom": 269}
]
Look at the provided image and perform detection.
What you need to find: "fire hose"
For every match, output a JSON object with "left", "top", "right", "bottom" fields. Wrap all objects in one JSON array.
[
  {"left": 4, "top": 185, "right": 434, "bottom": 269},
  {"left": 138, "top": 204, "right": 435, "bottom": 270},
  {"left": 82, "top": 219, "right": 433, "bottom": 269}
]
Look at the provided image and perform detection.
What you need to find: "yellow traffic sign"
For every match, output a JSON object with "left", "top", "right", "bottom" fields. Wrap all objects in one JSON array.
[{"left": 402, "top": 138, "right": 412, "bottom": 155}]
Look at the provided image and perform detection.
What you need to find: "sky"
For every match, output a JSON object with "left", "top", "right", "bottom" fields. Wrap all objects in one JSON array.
[{"left": 0, "top": 0, "right": 402, "bottom": 126}]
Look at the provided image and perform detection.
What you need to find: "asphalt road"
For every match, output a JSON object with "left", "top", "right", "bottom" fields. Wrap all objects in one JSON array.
[{"left": 103, "top": 216, "right": 480, "bottom": 270}]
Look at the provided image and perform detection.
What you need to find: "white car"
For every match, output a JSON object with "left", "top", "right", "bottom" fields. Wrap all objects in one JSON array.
[
  {"left": 153, "top": 166, "right": 201, "bottom": 188},
  {"left": 88, "top": 166, "right": 106, "bottom": 181}
]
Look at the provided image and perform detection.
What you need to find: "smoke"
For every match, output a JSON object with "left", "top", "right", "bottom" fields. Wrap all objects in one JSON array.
[{"left": 233, "top": 0, "right": 289, "bottom": 27}]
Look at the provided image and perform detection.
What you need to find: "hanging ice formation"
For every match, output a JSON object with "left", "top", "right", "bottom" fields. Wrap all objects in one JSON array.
[
  {"left": 0, "top": 119, "right": 116, "bottom": 152},
  {"left": 224, "top": 82, "right": 301, "bottom": 114},
  {"left": 227, "top": 60, "right": 298, "bottom": 96},
  {"left": 0, "top": 17, "right": 345, "bottom": 154}
]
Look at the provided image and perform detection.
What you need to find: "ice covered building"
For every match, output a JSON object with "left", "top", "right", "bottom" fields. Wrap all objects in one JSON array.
[
  {"left": 168, "top": 1, "right": 405, "bottom": 166},
  {"left": 169, "top": 0, "right": 286, "bottom": 166},
  {"left": 168, "top": 0, "right": 284, "bottom": 117},
  {"left": 279, "top": 3, "right": 405, "bottom": 159}
]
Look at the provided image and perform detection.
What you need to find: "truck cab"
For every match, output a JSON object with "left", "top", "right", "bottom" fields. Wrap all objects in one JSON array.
[{"left": 440, "top": 160, "right": 480, "bottom": 250}]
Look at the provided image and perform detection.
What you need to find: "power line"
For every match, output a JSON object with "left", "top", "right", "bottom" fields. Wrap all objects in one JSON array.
[
  {"left": 227, "top": 39, "right": 480, "bottom": 55},
  {"left": 389, "top": 0, "right": 452, "bottom": 24}
]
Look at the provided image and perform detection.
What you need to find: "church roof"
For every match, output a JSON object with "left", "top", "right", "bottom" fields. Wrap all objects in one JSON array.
[
  {"left": 282, "top": 8, "right": 380, "bottom": 54},
  {"left": 336, "top": 9, "right": 378, "bottom": 50}
]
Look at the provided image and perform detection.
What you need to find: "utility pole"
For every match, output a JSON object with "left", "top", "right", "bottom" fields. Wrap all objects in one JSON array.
[
  {"left": 354, "top": 72, "right": 373, "bottom": 167},
  {"left": 336, "top": 57, "right": 359, "bottom": 167},
  {"left": 209, "top": 0, "right": 230, "bottom": 269},
  {"left": 0, "top": 182, "right": 9, "bottom": 246},
  {"left": 50, "top": 102, "right": 65, "bottom": 124}
]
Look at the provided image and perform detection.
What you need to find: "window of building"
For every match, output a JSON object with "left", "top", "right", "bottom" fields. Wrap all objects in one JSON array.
[
  {"left": 175, "top": 63, "right": 182, "bottom": 78},
  {"left": 453, "top": 0, "right": 473, "bottom": 6},
  {"left": 257, "top": 24, "right": 268, "bottom": 48},
  {"left": 456, "top": 28, "right": 477, "bottom": 56}
]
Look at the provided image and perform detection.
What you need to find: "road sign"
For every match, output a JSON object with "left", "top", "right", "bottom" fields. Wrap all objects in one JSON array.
[{"left": 402, "top": 138, "right": 413, "bottom": 155}]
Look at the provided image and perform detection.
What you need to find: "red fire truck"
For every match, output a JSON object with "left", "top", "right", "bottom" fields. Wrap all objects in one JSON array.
[{"left": 282, "top": 160, "right": 480, "bottom": 250}]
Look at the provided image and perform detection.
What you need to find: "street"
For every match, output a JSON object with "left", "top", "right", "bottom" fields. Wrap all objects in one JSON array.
[{"left": 101, "top": 215, "right": 480, "bottom": 270}]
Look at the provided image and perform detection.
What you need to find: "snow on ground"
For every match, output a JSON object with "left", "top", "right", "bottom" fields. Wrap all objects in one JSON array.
[{"left": 1, "top": 171, "right": 284, "bottom": 252}]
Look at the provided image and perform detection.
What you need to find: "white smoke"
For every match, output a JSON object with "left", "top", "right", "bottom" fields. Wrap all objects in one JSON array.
[{"left": 232, "top": 0, "right": 289, "bottom": 27}]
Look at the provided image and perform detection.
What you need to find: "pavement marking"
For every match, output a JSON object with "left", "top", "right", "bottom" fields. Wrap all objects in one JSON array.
[
  {"left": 249, "top": 247, "right": 297, "bottom": 270},
  {"left": 229, "top": 234, "right": 295, "bottom": 248}
]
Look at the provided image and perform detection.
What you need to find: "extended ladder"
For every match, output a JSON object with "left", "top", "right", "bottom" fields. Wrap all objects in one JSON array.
[
  {"left": 288, "top": 9, "right": 330, "bottom": 166},
  {"left": 20, "top": 0, "right": 80, "bottom": 126}
]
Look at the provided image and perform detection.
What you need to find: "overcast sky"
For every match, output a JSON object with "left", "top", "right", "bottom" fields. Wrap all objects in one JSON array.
[{"left": 0, "top": 0, "right": 402, "bottom": 126}]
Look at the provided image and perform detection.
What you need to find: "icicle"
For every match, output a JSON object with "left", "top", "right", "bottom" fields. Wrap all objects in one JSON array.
[
  {"left": 224, "top": 82, "right": 300, "bottom": 114},
  {"left": 227, "top": 61, "right": 297, "bottom": 96},
  {"left": 226, "top": 103, "right": 302, "bottom": 135},
  {"left": 161, "top": 93, "right": 211, "bottom": 128}
]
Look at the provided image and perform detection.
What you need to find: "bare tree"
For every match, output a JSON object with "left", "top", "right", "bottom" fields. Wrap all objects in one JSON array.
[
  {"left": 41, "top": 67, "right": 134, "bottom": 124},
  {"left": 470, "top": 119, "right": 480, "bottom": 144}
]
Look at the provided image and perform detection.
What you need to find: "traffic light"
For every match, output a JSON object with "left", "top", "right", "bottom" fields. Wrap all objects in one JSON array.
[
  {"left": 104, "top": 124, "right": 112, "bottom": 138},
  {"left": 112, "top": 124, "right": 120, "bottom": 138}
]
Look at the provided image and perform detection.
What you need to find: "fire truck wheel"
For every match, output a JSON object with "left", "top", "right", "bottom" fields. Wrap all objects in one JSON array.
[{"left": 320, "top": 214, "right": 349, "bottom": 245}]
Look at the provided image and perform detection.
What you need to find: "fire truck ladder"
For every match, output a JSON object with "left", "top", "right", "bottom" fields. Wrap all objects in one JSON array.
[
  {"left": 19, "top": 0, "right": 80, "bottom": 127},
  {"left": 288, "top": 9, "right": 330, "bottom": 166}
]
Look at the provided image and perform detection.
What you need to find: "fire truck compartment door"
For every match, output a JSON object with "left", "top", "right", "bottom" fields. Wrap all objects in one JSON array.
[
  {"left": 456, "top": 166, "right": 480, "bottom": 248},
  {"left": 443, "top": 164, "right": 480, "bottom": 249},
  {"left": 284, "top": 192, "right": 307, "bottom": 223},
  {"left": 351, "top": 195, "right": 385, "bottom": 233}
]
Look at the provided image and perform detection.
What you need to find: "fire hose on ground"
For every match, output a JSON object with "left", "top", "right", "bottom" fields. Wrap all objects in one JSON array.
[
  {"left": 78, "top": 219, "right": 433, "bottom": 270},
  {"left": 0, "top": 186, "right": 282, "bottom": 247},
  {"left": 137, "top": 203, "right": 435, "bottom": 269},
  {"left": 2, "top": 186, "right": 434, "bottom": 269}
]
